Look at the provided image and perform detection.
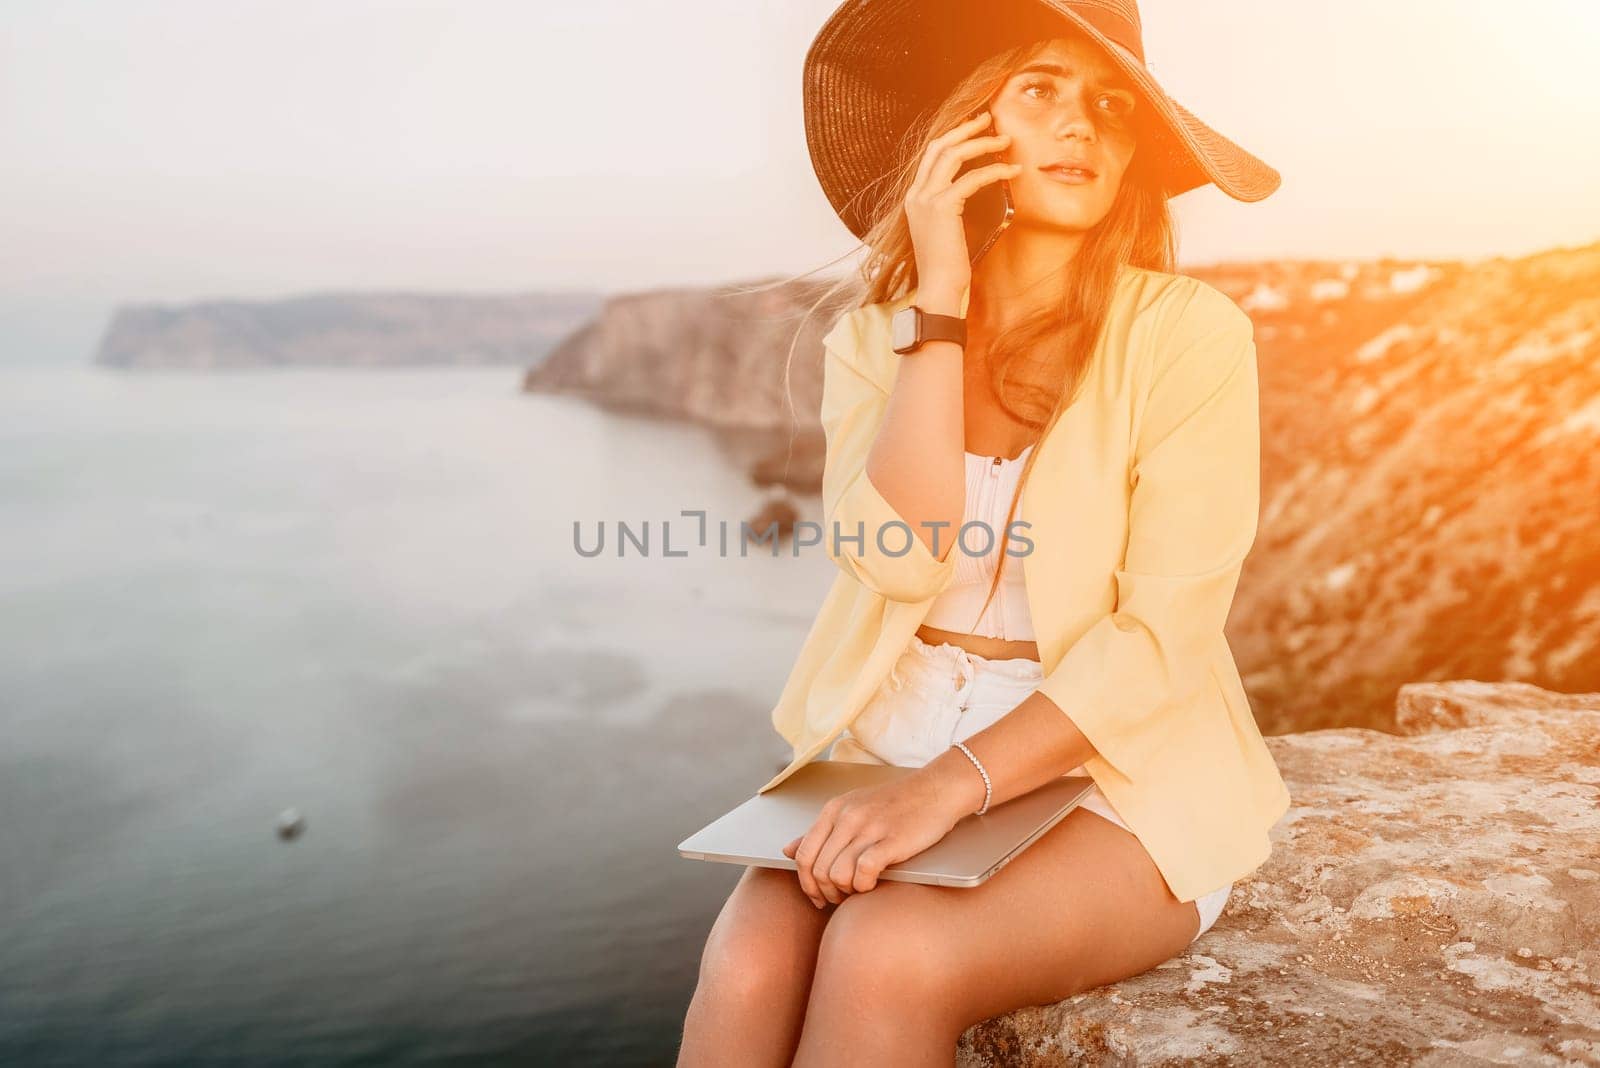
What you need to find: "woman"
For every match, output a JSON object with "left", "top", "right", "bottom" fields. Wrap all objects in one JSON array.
[{"left": 680, "top": 1, "right": 1291, "bottom": 1063}]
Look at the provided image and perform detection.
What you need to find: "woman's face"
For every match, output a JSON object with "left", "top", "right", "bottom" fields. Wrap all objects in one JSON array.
[{"left": 988, "top": 35, "right": 1141, "bottom": 230}]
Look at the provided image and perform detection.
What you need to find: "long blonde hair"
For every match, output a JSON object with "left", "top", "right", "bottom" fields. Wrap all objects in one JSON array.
[{"left": 739, "top": 29, "right": 1178, "bottom": 625}]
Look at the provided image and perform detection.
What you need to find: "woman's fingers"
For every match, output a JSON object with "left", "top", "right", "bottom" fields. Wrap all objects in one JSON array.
[
  {"left": 829, "top": 833, "right": 886, "bottom": 894},
  {"left": 925, "top": 132, "right": 1013, "bottom": 191},
  {"left": 809, "top": 820, "right": 858, "bottom": 905},
  {"left": 793, "top": 798, "right": 876, "bottom": 906},
  {"left": 912, "top": 125, "right": 1010, "bottom": 203},
  {"left": 791, "top": 821, "right": 828, "bottom": 906},
  {"left": 791, "top": 790, "right": 910, "bottom": 906},
  {"left": 910, "top": 110, "right": 994, "bottom": 191},
  {"left": 949, "top": 160, "right": 1023, "bottom": 199}
]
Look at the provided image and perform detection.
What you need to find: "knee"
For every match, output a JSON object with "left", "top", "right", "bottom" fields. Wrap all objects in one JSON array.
[
  {"left": 693, "top": 910, "right": 810, "bottom": 1015},
  {"left": 811, "top": 888, "right": 951, "bottom": 1009}
]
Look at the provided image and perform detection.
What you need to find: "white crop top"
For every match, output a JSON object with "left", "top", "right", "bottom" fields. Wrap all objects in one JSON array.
[{"left": 920, "top": 442, "right": 1036, "bottom": 641}]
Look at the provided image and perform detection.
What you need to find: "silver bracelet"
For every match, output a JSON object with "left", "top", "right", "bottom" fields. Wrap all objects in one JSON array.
[{"left": 952, "top": 741, "right": 992, "bottom": 816}]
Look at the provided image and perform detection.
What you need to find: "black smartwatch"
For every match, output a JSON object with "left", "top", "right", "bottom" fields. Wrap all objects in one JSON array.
[{"left": 890, "top": 305, "right": 967, "bottom": 355}]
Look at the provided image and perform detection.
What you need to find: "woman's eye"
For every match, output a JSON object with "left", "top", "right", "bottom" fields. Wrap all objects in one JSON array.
[
  {"left": 1097, "top": 92, "right": 1136, "bottom": 119},
  {"left": 1021, "top": 80, "right": 1134, "bottom": 121}
]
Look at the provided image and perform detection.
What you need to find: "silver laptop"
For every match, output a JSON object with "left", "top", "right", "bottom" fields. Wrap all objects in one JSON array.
[{"left": 678, "top": 759, "right": 1097, "bottom": 888}]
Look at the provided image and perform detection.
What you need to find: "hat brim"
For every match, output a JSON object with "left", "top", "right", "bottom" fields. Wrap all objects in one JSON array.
[{"left": 803, "top": 0, "right": 1281, "bottom": 240}]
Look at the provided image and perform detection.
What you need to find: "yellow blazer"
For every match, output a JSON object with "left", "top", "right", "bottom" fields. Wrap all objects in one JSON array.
[{"left": 758, "top": 264, "right": 1291, "bottom": 903}]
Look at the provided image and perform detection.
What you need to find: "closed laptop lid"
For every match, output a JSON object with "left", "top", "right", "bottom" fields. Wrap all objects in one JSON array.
[{"left": 678, "top": 759, "right": 1097, "bottom": 888}]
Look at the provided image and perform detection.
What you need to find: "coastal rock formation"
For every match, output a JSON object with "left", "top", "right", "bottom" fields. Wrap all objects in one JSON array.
[
  {"left": 958, "top": 680, "right": 1600, "bottom": 1067},
  {"left": 94, "top": 290, "right": 603, "bottom": 368},
  {"left": 522, "top": 276, "right": 852, "bottom": 433}
]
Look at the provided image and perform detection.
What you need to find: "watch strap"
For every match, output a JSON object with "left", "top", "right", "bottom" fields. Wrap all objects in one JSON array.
[{"left": 917, "top": 311, "right": 967, "bottom": 349}]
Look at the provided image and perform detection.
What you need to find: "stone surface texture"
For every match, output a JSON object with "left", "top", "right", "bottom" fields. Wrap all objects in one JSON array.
[{"left": 958, "top": 681, "right": 1600, "bottom": 1067}]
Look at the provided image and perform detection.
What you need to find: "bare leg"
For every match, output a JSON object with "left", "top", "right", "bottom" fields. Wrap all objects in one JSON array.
[
  {"left": 791, "top": 808, "right": 1201, "bottom": 1066},
  {"left": 677, "top": 865, "right": 836, "bottom": 1067}
]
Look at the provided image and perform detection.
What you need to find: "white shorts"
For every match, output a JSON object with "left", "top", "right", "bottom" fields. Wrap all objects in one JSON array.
[{"left": 828, "top": 632, "right": 1232, "bottom": 943}]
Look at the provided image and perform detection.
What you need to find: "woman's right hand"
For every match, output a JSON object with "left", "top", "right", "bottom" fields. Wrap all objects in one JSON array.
[{"left": 903, "top": 110, "right": 1021, "bottom": 306}]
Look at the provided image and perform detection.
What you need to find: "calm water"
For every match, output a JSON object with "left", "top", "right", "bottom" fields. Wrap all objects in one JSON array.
[{"left": 0, "top": 365, "right": 833, "bottom": 1066}]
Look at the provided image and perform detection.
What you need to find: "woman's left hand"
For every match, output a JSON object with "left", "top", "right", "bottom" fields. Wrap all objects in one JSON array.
[{"left": 780, "top": 767, "right": 973, "bottom": 907}]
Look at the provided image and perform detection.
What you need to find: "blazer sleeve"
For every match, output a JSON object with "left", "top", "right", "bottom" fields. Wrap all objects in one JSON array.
[
  {"left": 818, "top": 309, "right": 960, "bottom": 604},
  {"left": 1033, "top": 286, "right": 1261, "bottom": 782}
]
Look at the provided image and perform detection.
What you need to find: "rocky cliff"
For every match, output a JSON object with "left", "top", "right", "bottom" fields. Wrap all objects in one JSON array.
[
  {"left": 520, "top": 275, "right": 851, "bottom": 450},
  {"left": 959, "top": 680, "right": 1600, "bottom": 1066},
  {"left": 94, "top": 290, "right": 603, "bottom": 369},
  {"left": 1217, "top": 243, "right": 1600, "bottom": 737}
]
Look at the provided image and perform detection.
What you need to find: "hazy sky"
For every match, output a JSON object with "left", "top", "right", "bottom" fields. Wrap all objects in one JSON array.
[{"left": 3, "top": 0, "right": 1598, "bottom": 361}]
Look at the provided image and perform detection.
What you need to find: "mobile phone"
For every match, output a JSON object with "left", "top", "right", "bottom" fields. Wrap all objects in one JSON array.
[{"left": 956, "top": 123, "right": 1015, "bottom": 265}]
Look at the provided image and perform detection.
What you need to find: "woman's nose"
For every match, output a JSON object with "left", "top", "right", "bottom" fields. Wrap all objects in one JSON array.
[{"left": 1051, "top": 98, "right": 1097, "bottom": 140}]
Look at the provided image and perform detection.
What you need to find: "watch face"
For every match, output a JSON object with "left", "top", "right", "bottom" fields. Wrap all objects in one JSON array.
[{"left": 891, "top": 308, "right": 917, "bottom": 352}]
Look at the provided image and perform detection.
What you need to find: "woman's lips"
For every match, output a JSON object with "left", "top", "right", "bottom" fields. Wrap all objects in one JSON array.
[{"left": 1040, "top": 165, "right": 1096, "bottom": 185}]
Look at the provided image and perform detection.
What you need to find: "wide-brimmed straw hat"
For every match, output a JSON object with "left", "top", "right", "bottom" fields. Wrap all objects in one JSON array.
[{"left": 803, "top": 0, "right": 1281, "bottom": 239}]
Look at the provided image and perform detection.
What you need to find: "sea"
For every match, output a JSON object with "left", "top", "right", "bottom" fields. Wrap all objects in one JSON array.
[{"left": 0, "top": 364, "right": 835, "bottom": 1066}]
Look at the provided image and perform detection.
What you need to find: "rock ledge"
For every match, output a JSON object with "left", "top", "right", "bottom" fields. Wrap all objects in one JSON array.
[{"left": 959, "top": 680, "right": 1600, "bottom": 1066}]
